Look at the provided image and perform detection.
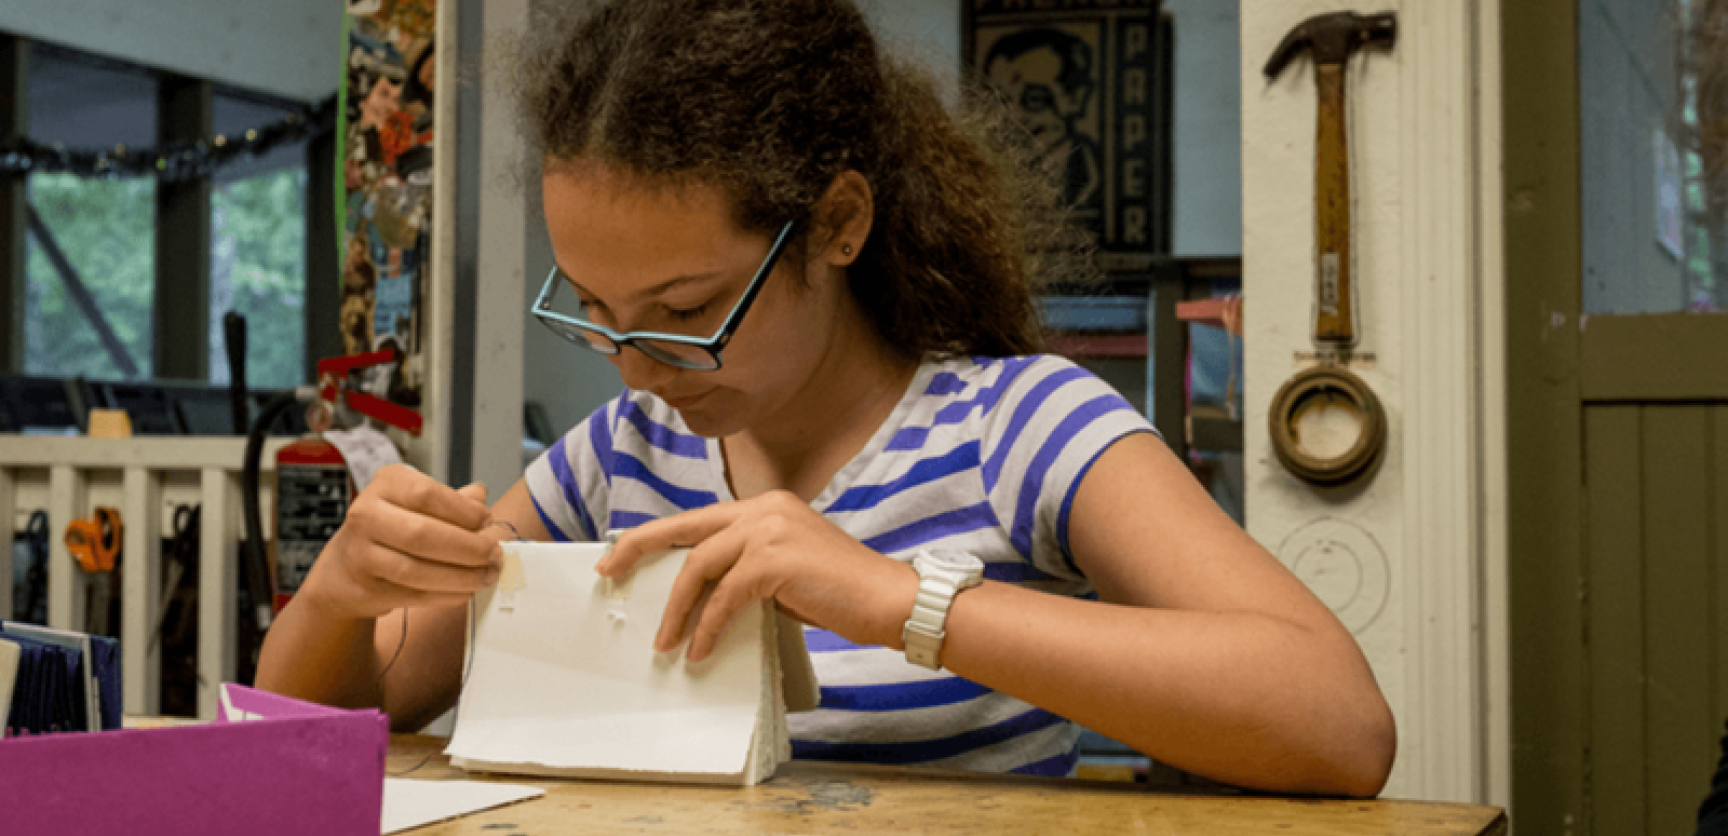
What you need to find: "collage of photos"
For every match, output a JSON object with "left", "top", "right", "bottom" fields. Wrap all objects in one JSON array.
[{"left": 340, "top": 0, "right": 436, "bottom": 405}]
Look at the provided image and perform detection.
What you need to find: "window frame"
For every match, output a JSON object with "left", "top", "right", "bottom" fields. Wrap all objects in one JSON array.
[{"left": 0, "top": 33, "right": 335, "bottom": 387}]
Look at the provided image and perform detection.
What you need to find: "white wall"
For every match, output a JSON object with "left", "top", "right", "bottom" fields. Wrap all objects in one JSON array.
[
  {"left": 0, "top": 0, "right": 342, "bottom": 102},
  {"left": 1241, "top": 0, "right": 1505, "bottom": 805},
  {"left": 1166, "top": 0, "right": 1243, "bottom": 257}
]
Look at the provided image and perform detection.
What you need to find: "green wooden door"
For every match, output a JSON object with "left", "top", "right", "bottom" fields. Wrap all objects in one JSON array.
[
  {"left": 1507, "top": 0, "right": 1728, "bottom": 834},
  {"left": 1582, "top": 405, "right": 1728, "bottom": 835}
]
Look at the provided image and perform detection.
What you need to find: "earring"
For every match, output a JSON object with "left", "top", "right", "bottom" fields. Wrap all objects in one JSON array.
[{"left": 840, "top": 243, "right": 854, "bottom": 257}]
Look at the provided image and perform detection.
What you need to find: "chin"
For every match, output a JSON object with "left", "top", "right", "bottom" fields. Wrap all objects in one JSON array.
[{"left": 671, "top": 405, "right": 739, "bottom": 439}]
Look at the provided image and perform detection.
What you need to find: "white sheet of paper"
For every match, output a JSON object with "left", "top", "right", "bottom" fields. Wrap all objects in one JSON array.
[
  {"left": 321, "top": 426, "right": 402, "bottom": 491},
  {"left": 382, "top": 778, "right": 543, "bottom": 834},
  {"left": 445, "top": 542, "right": 768, "bottom": 778}
]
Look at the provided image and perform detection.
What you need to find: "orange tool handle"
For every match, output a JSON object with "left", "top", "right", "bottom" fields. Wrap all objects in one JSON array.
[{"left": 64, "top": 506, "right": 122, "bottom": 573}]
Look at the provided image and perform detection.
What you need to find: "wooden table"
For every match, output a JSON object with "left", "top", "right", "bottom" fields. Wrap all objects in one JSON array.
[{"left": 388, "top": 734, "right": 1507, "bottom": 835}]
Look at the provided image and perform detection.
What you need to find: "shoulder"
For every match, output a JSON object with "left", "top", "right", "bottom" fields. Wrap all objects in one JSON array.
[
  {"left": 895, "top": 354, "right": 1133, "bottom": 428},
  {"left": 914, "top": 353, "right": 1085, "bottom": 406},
  {"left": 939, "top": 353, "right": 1128, "bottom": 424},
  {"left": 964, "top": 354, "right": 1157, "bottom": 496},
  {"left": 899, "top": 354, "right": 1151, "bottom": 456}
]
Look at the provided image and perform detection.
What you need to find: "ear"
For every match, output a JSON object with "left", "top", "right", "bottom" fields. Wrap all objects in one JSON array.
[{"left": 811, "top": 170, "right": 875, "bottom": 268}]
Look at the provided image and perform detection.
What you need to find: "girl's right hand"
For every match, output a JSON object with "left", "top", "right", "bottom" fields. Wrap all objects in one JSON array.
[{"left": 298, "top": 463, "right": 503, "bottom": 621}]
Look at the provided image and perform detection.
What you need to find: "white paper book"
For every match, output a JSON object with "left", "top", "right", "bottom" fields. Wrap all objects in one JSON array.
[{"left": 445, "top": 542, "right": 818, "bottom": 785}]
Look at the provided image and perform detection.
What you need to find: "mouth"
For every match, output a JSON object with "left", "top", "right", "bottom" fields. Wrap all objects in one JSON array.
[{"left": 660, "top": 392, "right": 707, "bottom": 410}]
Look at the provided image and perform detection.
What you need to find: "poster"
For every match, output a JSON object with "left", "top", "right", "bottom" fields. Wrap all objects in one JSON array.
[
  {"left": 339, "top": 0, "right": 436, "bottom": 404},
  {"left": 964, "top": 0, "right": 1169, "bottom": 274}
]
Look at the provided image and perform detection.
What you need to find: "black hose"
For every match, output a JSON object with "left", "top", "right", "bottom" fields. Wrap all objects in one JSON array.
[
  {"left": 223, "top": 311, "right": 249, "bottom": 435},
  {"left": 242, "top": 391, "right": 302, "bottom": 633}
]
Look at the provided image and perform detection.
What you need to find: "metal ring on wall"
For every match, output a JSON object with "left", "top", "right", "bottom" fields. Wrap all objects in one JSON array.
[{"left": 1267, "top": 364, "right": 1386, "bottom": 486}]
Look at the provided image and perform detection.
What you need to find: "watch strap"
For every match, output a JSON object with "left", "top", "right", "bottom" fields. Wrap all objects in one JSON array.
[{"left": 902, "top": 551, "right": 982, "bottom": 670}]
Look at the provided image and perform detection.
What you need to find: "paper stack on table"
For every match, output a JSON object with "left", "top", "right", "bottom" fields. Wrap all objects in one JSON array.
[{"left": 447, "top": 541, "right": 819, "bottom": 785}]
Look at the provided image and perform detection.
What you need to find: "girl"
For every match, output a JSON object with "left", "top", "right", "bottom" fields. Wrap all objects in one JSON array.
[{"left": 258, "top": 0, "right": 1395, "bottom": 796}]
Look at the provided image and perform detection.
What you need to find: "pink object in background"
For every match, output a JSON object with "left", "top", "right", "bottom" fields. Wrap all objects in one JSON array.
[{"left": 0, "top": 685, "right": 386, "bottom": 836}]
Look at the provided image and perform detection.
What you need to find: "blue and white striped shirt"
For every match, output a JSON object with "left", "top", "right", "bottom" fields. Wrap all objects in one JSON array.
[{"left": 524, "top": 353, "right": 1155, "bottom": 775}]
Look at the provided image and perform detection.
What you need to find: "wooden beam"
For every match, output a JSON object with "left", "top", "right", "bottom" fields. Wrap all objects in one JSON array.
[
  {"left": 197, "top": 466, "right": 237, "bottom": 719},
  {"left": 155, "top": 74, "right": 213, "bottom": 380},
  {"left": 1147, "top": 262, "right": 1187, "bottom": 462},
  {"left": 121, "top": 466, "right": 164, "bottom": 715},
  {"left": 1503, "top": 0, "right": 1588, "bottom": 827},
  {"left": 0, "top": 36, "right": 27, "bottom": 375},
  {"left": 304, "top": 112, "right": 340, "bottom": 381},
  {"left": 1580, "top": 314, "right": 1728, "bottom": 401}
]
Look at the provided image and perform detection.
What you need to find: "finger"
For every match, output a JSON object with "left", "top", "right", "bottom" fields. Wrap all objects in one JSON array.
[
  {"left": 655, "top": 525, "right": 747, "bottom": 650},
  {"left": 372, "top": 465, "right": 490, "bottom": 531},
  {"left": 457, "top": 482, "right": 489, "bottom": 508},
  {"left": 352, "top": 497, "right": 502, "bottom": 570},
  {"left": 685, "top": 567, "right": 764, "bottom": 662},
  {"left": 649, "top": 535, "right": 736, "bottom": 652},
  {"left": 364, "top": 575, "right": 479, "bottom": 614},
  {"left": 361, "top": 539, "right": 502, "bottom": 595},
  {"left": 600, "top": 503, "right": 742, "bottom": 577}
]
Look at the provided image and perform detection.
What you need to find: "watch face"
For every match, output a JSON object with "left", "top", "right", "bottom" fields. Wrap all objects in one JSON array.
[{"left": 916, "top": 548, "right": 984, "bottom": 579}]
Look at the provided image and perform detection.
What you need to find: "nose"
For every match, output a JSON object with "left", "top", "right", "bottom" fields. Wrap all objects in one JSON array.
[{"left": 609, "top": 344, "right": 678, "bottom": 393}]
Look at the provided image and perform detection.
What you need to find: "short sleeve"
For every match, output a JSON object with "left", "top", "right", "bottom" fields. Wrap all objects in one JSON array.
[
  {"left": 523, "top": 398, "right": 618, "bottom": 542},
  {"left": 978, "top": 355, "right": 1157, "bottom": 581}
]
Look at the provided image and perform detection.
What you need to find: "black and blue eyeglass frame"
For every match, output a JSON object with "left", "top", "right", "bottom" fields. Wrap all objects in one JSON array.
[{"left": 531, "top": 220, "right": 798, "bottom": 371}]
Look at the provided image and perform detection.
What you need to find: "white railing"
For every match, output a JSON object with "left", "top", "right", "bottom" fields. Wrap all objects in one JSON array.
[{"left": 0, "top": 435, "right": 291, "bottom": 720}]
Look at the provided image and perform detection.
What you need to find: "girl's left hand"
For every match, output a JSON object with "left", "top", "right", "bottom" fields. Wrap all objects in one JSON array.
[{"left": 596, "top": 491, "right": 917, "bottom": 661}]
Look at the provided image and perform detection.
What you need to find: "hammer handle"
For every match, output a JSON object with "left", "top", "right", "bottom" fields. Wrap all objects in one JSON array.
[{"left": 1314, "top": 62, "right": 1355, "bottom": 345}]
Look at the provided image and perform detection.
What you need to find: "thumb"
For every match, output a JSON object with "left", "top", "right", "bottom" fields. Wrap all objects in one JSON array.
[{"left": 457, "top": 481, "right": 489, "bottom": 509}]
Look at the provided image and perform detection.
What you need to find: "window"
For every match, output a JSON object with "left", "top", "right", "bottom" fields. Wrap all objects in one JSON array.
[
  {"left": 24, "top": 47, "right": 157, "bottom": 380},
  {"left": 210, "top": 92, "right": 307, "bottom": 389},
  {"left": 14, "top": 42, "right": 312, "bottom": 387}
]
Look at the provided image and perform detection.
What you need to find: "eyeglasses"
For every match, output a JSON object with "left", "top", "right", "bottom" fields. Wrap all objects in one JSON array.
[{"left": 531, "top": 220, "right": 797, "bottom": 371}]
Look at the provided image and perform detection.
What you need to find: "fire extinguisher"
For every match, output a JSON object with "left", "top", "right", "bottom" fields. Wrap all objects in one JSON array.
[
  {"left": 270, "top": 431, "right": 350, "bottom": 614},
  {"left": 244, "top": 347, "right": 423, "bottom": 625}
]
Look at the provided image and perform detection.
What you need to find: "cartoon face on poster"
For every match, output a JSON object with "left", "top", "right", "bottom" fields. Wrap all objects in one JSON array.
[
  {"left": 340, "top": 0, "right": 435, "bottom": 405},
  {"left": 967, "top": 0, "right": 1167, "bottom": 265},
  {"left": 978, "top": 24, "right": 1104, "bottom": 223}
]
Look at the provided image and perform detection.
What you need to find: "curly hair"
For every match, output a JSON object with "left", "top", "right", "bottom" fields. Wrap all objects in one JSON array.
[{"left": 511, "top": 0, "right": 1092, "bottom": 358}]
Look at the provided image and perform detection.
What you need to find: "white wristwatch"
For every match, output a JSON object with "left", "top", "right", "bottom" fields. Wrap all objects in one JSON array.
[{"left": 902, "top": 549, "right": 984, "bottom": 670}]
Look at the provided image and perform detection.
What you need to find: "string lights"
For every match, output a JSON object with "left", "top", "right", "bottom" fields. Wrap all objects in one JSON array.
[{"left": 0, "top": 97, "right": 336, "bottom": 183}]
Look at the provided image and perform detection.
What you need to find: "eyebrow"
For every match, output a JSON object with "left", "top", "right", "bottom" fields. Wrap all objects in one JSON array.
[{"left": 564, "top": 269, "right": 728, "bottom": 302}]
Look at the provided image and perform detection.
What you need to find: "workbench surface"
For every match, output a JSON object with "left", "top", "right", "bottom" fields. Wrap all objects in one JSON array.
[{"left": 387, "top": 733, "right": 1508, "bottom": 836}]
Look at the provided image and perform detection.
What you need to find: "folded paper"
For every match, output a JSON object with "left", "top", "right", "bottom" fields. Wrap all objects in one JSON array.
[{"left": 447, "top": 542, "right": 818, "bottom": 785}]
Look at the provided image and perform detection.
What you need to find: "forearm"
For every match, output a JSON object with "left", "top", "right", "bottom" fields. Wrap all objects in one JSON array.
[
  {"left": 255, "top": 585, "right": 384, "bottom": 710},
  {"left": 925, "top": 582, "right": 1395, "bottom": 797}
]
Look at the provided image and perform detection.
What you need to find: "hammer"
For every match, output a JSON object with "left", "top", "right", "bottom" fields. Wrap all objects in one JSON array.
[{"left": 1264, "top": 11, "right": 1396, "bottom": 347}]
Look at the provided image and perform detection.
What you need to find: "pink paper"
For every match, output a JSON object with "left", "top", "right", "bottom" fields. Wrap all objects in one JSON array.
[
  {"left": 0, "top": 692, "right": 387, "bottom": 836},
  {"left": 220, "top": 682, "right": 354, "bottom": 722}
]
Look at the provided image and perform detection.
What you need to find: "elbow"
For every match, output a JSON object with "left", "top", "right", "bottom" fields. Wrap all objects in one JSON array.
[{"left": 1333, "top": 693, "right": 1398, "bottom": 798}]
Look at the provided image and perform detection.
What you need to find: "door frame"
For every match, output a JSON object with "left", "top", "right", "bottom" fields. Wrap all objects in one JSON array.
[{"left": 1504, "top": 0, "right": 1587, "bottom": 828}]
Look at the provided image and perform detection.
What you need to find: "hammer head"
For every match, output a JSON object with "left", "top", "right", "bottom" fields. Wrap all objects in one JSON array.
[{"left": 1264, "top": 11, "right": 1397, "bottom": 80}]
